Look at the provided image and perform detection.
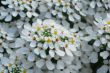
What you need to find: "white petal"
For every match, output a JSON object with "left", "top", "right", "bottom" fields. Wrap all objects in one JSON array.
[
  {"left": 107, "top": 42, "right": 110, "bottom": 48},
  {"left": 5, "top": 15, "right": 12, "bottom": 21},
  {"left": 6, "top": 48, "right": 13, "bottom": 54},
  {"left": 0, "top": 53, "right": 3, "bottom": 58},
  {"left": 39, "top": 5, "right": 47, "bottom": 12},
  {"left": 24, "top": 4, "right": 31, "bottom": 10},
  {"left": 93, "top": 40, "right": 101, "bottom": 47},
  {"left": 19, "top": 11, "right": 26, "bottom": 18},
  {"left": 69, "top": 15, "right": 74, "bottom": 22},
  {"left": 97, "top": 65, "right": 108, "bottom": 73},
  {"left": 45, "top": 12, "right": 51, "bottom": 18},
  {"left": 54, "top": 70, "right": 63, "bottom": 73},
  {"left": 16, "top": 47, "right": 29, "bottom": 55},
  {"left": 65, "top": 49, "right": 73, "bottom": 57},
  {"left": 100, "top": 38, "right": 107, "bottom": 44},
  {"left": 90, "top": 1, "right": 96, "bottom": 8},
  {"left": 24, "top": 24, "right": 32, "bottom": 30},
  {"left": 55, "top": 50, "right": 65, "bottom": 56},
  {"left": 34, "top": 48, "right": 40, "bottom": 55},
  {"left": 4, "top": 70, "right": 8, "bottom": 73},
  {"left": 1, "top": 12, "right": 8, "bottom": 16},
  {"left": 27, "top": 12, "right": 32, "bottom": 18},
  {"left": 58, "top": 12, "right": 63, "bottom": 18},
  {"left": 73, "top": 13, "right": 81, "bottom": 20},
  {"left": 22, "top": 61, "right": 33, "bottom": 69},
  {"left": 28, "top": 53, "right": 35, "bottom": 62},
  {"left": 49, "top": 50, "right": 55, "bottom": 57},
  {"left": 1, "top": 57, "right": 9, "bottom": 66},
  {"left": 32, "top": 12, "right": 39, "bottom": 17},
  {"left": 40, "top": 50, "right": 47, "bottom": 58},
  {"left": 37, "top": 43, "right": 43, "bottom": 47},
  {"left": 8, "top": 4, "right": 14, "bottom": 8},
  {"left": 30, "top": 41, "right": 37, "bottom": 48},
  {"left": 56, "top": 60, "right": 64, "bottom": 69},
  {"left": 12, "top": 11, "right": 18, "bottom": 17},
  {"left": 43, "top": 43, "right": 48, "bottom": 50},
  {"left": 36, "top": 59, "right": 45, "bottom": 68},
  {"left": 1, "top": 1, "right": 8, "bottom": 5},
  {"left": 15, "top": 38, "right": 25, "bottom": 48},
  {"left": 75, "top": 6, "right": 80, "bottom": 11},
  {"left": 54, "top": 43, "right": 59, "bottom": 49},
  {"left": 46, "top": 60, "right": 55, "bottom": 70},
  {"left": 52, "top": 10, "right": 57, "bottom": 15},
  {"left": 100, "top": 51, "right": 109, "bottom": 59},
  {"left": 68, "top": 45, "right": 77, "bottom": 51},
  {"left": 89, "top": 52, "right": 98, "bottom": 63},
  {"left": 97, "top": 2, "right": 102, "bottom": 7},
  {"left": 49, "top": 43, "right": 54, "bottom": 49}
]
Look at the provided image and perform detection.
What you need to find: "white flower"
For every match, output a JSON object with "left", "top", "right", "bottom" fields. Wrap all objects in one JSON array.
[
  {"left": 43, "top": 37, "right": 54, "bottom": 49},
  {"left": 1, "top": 0, "right": 39, "bottom": 18},
  {"left": 20, "top": 19, "right": 77, "bottom": 59},
  {"left": 95, "top": 14, "right": 110, "bottom": 33}
]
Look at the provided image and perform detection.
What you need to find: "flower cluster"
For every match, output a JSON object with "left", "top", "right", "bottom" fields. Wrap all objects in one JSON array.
[
  {"left": 20, "top": 19, "right": 77, "bottom": 70},
  {"left": 33, "top": 19, "right": 76, "bottom": 57},
  {"left": 0, "top": 0, "right": 110, "bottom": 73},
  {"left": 1, "top": 0, "right": 39, "bottom": 18},
  {"left": 0, "top": 63, "right": 27, "bottom": 73},
  {"left": 95, "top": 15, "right": 110, "bottom": 33}
]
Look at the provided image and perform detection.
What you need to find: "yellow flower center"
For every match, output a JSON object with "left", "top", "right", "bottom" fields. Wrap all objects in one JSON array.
[
  {"left": 65, "top": 44, "right": 68, "bottom": 48},
  {"left": 105, "top": 26, "right": 110, "bottom": 32},
  {"left": 65, "top": 3, "right": 70, "bottom": 7},
  {"left": 56, "top": 38, "right": 60, "bottom": 42},
  {"left": 106, "top": 21, "right": 110, "bottom": 25},
  {"left": 54, "top": 30, "right": 58, "bottom": 35},
  {"left": 17, "top": 0, "right": 32, "bottom": 3},
  {"left": 47, "top": 38, "right": 52, "bottom": 43},
  {"left": 1, "top": 70, "right": 4, "bottom": 73},
  {"left": 58, "top": 0, "right": 62, "bottom": 3},
  {"left": 71, "top": 39, "right": 75, "bottom": 44},
  {"left": 23, "top": 69, "right": 27, "bottom": 73},
  {"left": 28, "top": 0, "right": 32, "bottom": 2},
  {"left": 8, "top": 64, "right": 12, "bottom": 67},
  {"left": 43, "top": 25, "right": 48, "bottom": 29},
  {"left": 36, "top": 26, "right": 41, "bottom": 31}
]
